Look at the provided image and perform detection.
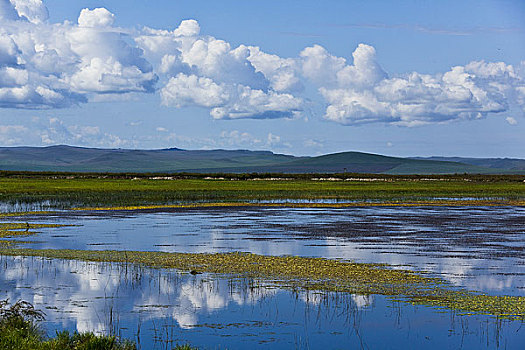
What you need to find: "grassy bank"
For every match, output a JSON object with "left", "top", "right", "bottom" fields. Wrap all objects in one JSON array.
[
  {"left": 0, "top": 300, "right": 198, "bottom": 350},
  {"left": 1, "top": 176, "right": 524, "bottom": 209},
  {"left": 0, "top": 300, "right": 136, "bottom": 350},
  {"left": 1, "top": 248, "right": 523, "bottom": 321}
]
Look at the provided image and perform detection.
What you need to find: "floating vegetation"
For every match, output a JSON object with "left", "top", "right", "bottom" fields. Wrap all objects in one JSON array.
[
  {"left": 0, "top": 211, "right": 58, "bottom": 218},
  {"left": 0, "top": 222, "right": 70, "bottom": 238},
  {"left": 1, "top": 248, "right": 523, "bottom": 321},
  {"left": 71, "top": 199, "right": 525, "bottom": 212}
]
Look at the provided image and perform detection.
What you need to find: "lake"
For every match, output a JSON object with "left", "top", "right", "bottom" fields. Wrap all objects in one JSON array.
[{"left": 1, "top": 205, "right": 524, "bottom": 348}]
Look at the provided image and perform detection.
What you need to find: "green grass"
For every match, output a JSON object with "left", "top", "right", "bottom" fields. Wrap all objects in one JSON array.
[
  {"left": 0, "top": 300, "right": 135, "bottom": 350},
  {"left": 0, "top": 299, "right": 198, "bottom": 350},
  {"left": 0, "top": 177, "right": 524, "bottom": 209}
]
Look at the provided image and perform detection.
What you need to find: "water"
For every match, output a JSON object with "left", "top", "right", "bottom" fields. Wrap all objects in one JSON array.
[
  {"left": 1, "top": 205, "right": 524, "bottom": 348},
  {"left": 0, "top": 255, "right": 522, "bottom": 349},
  {"left": 5, "top": 206, "right": 525, "bottom": 296}
]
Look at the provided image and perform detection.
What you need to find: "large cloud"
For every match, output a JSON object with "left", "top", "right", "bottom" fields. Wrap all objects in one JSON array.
[
  {"left": 0, "top": 1, "right": 523, "bottom": 126},
  {"left": 301, "top": 43, "right": 525, "bottom": 126},
  {"left": 160, "top": 73, "right": 301, "bottom": 119},
  {"left": 0, "top": 2, "right": 156, "bottom": 109},
  {"left": 137, "top": 20, "right": 303, "bottom": 119}
]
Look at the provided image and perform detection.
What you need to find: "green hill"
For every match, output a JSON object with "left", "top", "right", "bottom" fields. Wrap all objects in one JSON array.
[
  {"left": 0, "top": 145, "right": 521, "bottom": 174},
  {"left": 233, "top": 151, "right": 499, "bottom": 174},
  {"left": 0, "top": 145, "right": 295, "bottom": 172},
  {"left": 413, "top": 156, "right": 525, "bottom": 171}
]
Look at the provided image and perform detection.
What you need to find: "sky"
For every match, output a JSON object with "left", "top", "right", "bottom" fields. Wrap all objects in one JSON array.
[{"left": 0, "top": 0, "right": 524, "bottom": 157}]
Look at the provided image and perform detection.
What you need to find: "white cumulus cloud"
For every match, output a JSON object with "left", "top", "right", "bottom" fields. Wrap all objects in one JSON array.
[
  {"left": 77, "top": 7, "right": 114, "bottom": 28},
  {"left": 0, "top": 1, "right": 523, "bottom": 127},
  {"left": 161, "top": 73, "right": 229, "bottom": 108},
  {"left": 138, "top": 20, "right": 303, "bottom": 119},
  {"left": 0, "top": 2, "right": 157, "bottom": 109},
  {"left": 302, "top": 43, "right": 525, "bottom": 126}
]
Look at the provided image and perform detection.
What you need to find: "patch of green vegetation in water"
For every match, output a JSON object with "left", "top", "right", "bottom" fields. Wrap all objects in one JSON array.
[
  {"left": 0, "top": 211, "right": 57, "bottom": 218},
  {"left": 1, "top": 248, "right": 523, "bottom": 321},
  {"left": 71, "top": 199, "right": 525, "bottom": 212},
  {"left": 0, "top": 222, "right": 70, "bottom": 238}
]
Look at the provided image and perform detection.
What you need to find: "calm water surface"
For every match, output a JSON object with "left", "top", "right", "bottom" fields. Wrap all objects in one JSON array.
[
  {"left": 1, "top": 205, "right": 524, "bottom": 348},
  {"left": 0, "top": 255, "right": 522, "bottom": 349},
  {"left": 6, "top": 206, "right": 525, "bottom": 295}
]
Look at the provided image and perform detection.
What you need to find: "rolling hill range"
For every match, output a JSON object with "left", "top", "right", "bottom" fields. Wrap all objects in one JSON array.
[
  {"left": 412, "top": 157, "right": 525, "bottom": 172},
  {"left": 0, "top": 145, "right": 522, "bottom": 174}
]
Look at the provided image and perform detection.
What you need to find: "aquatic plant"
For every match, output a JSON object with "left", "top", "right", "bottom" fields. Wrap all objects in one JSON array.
[
  {"left": 0, "top": 223, "right": 71, "bottom": 238},
  {"left": 70, "top": 198, "right": 525, "bottom": 212}
]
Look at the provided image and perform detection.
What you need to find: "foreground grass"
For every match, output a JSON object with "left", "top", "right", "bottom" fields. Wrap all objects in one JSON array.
[
  {"left": 0, "top": 329, "right": 136, "bottom": 350},
  {"left": 1, "top": 248, "right": 524, "bottom": 321},
  {"left": 0, "top": 177, "right": 524, "bottom": 209},
  {"left": 1, "top": 327, "right": 196, "bottom": 350},
  {"left": 1, "top": 299, "right": 199, "bottom": 350},
  {"left": 0, "top": 300, "right": 136, "bottom": 350}
]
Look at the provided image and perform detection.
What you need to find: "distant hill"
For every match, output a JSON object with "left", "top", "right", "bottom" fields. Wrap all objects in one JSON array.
[
  {"left": 0, "top": 145, "right": 295, "bottom": 173},
  {"left": 221, "top": 151, "right": 497, "bottom": 174},
  {"left": 412, "top": 156, "right": 525, "bottom": 171},
  {"left": 0, "top": 145, "right": 522, "bottom": 174}
]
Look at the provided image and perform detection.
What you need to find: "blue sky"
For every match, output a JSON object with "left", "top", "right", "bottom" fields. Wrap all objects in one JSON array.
[{"left": 0, "top": 0, "right": 524, "bottom": 157}]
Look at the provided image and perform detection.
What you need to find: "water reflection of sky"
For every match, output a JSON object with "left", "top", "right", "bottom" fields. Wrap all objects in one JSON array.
[
  {"left": 7, "top": 206, "right": 524, "bottom": 296},
  {"left": 1, "top": 255, "right": 523, "bottom": 350}
]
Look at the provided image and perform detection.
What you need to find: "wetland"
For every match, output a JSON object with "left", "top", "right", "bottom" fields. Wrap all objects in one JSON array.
[{"left": 0, "top": 175, "right": 524, "bottom": 349}]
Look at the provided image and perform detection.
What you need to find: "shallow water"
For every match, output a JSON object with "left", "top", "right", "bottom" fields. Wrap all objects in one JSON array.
[
  {"left": 0, "top": 255, "right": 523, "bottom": 350},
  {"left": 5, "top": 206, "right": 525, "bottom": 296},
  {"left": 2, "top": 205, "right": 524, "bottom": 348}
]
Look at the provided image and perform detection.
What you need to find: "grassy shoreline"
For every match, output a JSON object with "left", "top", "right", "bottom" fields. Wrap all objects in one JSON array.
[{"left": 0, "top": 297, "right": 197, "bottom": 350}]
